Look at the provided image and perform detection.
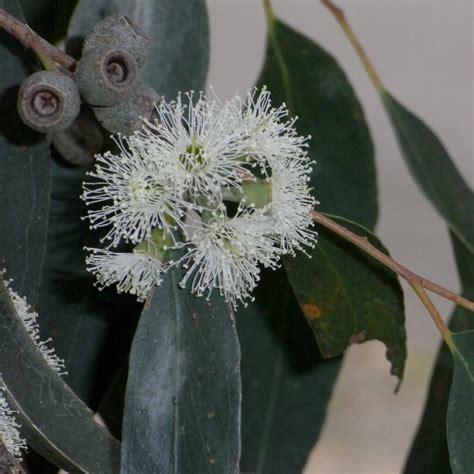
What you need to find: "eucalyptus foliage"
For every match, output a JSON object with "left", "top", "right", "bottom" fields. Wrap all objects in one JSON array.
[{"left": 0, "top": 1, "right": 472, "bottom": 473}]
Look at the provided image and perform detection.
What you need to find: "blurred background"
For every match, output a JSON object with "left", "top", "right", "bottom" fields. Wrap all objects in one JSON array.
[{"left": 206, "top": 1, "right": 472, "bottom": 472}]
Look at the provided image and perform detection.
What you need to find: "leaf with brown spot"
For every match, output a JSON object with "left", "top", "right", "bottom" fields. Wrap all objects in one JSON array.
[
  {"left": 285, "top": 215, "right": 406, "bottom": 381},
  {"left": 238, "top": 268, "right": 341, "bottom": 472},
  {"left": 301, "top": 302, "right": 322, "bottom": 320}
]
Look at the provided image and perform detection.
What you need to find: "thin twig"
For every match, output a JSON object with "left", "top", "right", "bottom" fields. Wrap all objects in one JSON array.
[
  {"left": 311, "top": 210, "right": 474, "bottom": 313},
  {"left": 410, "top": 282, "right": 453, "bottom": 349},
  {"left": 320, "top": 0, "right": 384, "bottom": 92},
  {"left": 0, "top": 8, "right": 76, "bottom": 70}
]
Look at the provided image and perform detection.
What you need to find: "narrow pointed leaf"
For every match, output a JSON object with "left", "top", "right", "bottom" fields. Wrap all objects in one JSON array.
[
  {"left": 36, "top": 162, "right": 140, "bottom": 407},
  {"left": 382, "top": 93, "right": 474, "bottom": 254},
  {"left": 0, "top": 0, "right": 50, "bottom": 307},
  {"left": 404, "top": 233, "right": 474, "bottom": 474},
  {"left": 237, "top": 268, "right": 341, "bottom": 473},
  {"left": 258, "top": 18, "right": 377, "bottom": 229},
  {"left": 18, "top": 0, "right": 78, "bottom": 43},
  {"left": 285, "top": 216, "right": 406, "bottom": 380},
  {"left": 447, "top": 330, "right": 474, "bottom": 473},
  {"left": 0, "top": 279, "right": 120, "bottom": 473},
  {"left": 67, "top": 0, "right": 209, "bottom": 97},
  {"left": 254, "top": 15, "right": 384, "bottom": 466},
  {"left": 121, "top": 270, "right": 241, "bottom": 473}
]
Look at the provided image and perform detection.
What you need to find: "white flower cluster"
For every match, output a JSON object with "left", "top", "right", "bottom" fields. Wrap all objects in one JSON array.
[
  {"left": 83, "top": 88, "right": 317, "bottom": 307},
  {"left": 0, "top": 386, "right": 26, "bottom": 461}
]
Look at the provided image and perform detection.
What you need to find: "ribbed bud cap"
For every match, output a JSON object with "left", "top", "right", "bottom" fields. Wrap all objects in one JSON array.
[
  {"left": 17, "top": 70, "right": 80, "bottom": 133},
  {"left": 75, "top": 46, "right": 138, "bottom": 106}
]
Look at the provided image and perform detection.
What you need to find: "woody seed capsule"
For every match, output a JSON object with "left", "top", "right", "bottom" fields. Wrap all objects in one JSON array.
[
  {"left": 75, "top": 46, "right": 138, "bottom": 106},
  {"left": 83, "top": 14, "right": 150, "bottom": 68},
  {"left": 93, "top": 82, "right": 160, "bottom": 135},
  {"left": 17, "top": 70, "right": 80, "bottom": 133}
]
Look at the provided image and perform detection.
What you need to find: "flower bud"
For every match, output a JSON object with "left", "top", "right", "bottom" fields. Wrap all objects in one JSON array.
[
  {"left": 93, "top": 82, "right": 160, "bottom": 135},
  {"left": 50, "top": 107, "right": 104, "bottom": 166},
  {"left": 83, "top": 14, "right": 150, "bottom": 68},
  {"left": 17, "top": 70, "right": 80, "bottom": 133},
  {"left": 75, "top": 47, "right": 138, "bottom": 106}
]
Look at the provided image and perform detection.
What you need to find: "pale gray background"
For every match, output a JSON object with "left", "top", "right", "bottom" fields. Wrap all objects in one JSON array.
[{"left": 206, "top": 1, "right": 473, "bottom": 472}]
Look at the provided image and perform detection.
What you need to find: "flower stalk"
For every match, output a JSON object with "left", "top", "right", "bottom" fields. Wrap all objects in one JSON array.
[{"left": 0, "top": 8, "right": 76, "bottom": 70}]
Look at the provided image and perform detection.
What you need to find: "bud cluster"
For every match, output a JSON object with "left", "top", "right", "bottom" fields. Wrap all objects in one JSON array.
[{"left": 17, "top": 14, "right": 160, "bottom": 164}]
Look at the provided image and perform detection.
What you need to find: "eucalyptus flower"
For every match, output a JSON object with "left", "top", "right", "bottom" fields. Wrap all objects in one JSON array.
[
  {"left": 179, "top": 208, "right": 281, "bottom": 308},
  {"left": 227, "top": 87, "right": 310, "bottom": 165},
  {"left": 136, "top": 91, "right": 250, "bottom": 200},
  {"left": 85, "top": 247, "right": 172, "bottom": 302},
  {"left": 0, "top": 387, "right": 27, "bottom": 461},
  {"left": 5, "top": 282, "right": 66, "bottom": 375},
  {"left": 82, "top": 88, "right": 317, "bottom": 306},
  {"left": 266, "top": 162, "right": 317, "bottom": 254},
  {"left": 82, "top": 134, "right": 186, "bottom": 247}
]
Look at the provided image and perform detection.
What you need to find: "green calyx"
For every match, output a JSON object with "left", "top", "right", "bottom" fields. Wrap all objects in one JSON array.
[
  {"left": 134, "top": 228, "right": 173, "bottom": 261},
  {"left": 223, "top": 179, "right": 272, "bottom": 209}
]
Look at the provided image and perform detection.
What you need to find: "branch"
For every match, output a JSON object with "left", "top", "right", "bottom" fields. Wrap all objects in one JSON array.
[
  {"left": 0, "top": 8, "right": 76, "bottom": 70},
  {"left": 320, "top": 0, "right": 384, "bottom": 92},
  {"left": 311, "top": 210, "right": 474, "bottom": 314},
  {"left": 410, "top": 281, "right": 453, "bottom": 349}
]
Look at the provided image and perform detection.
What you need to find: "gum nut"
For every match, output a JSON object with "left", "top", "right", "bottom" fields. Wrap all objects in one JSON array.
[
  {"left": 17, "top": 70, "right": 81, "bottom": 133},
  {"left": 50, "top": 107, "right": 104, "bottom": 166},
  {"left": 83, "top": 14, "right": 150, "bottom": 68},
  {"left": 93, "top": 83, "right": 160, "bottom": 135},
  {"left": 75, "top": 46, "right": 138, "bottom": 106}
]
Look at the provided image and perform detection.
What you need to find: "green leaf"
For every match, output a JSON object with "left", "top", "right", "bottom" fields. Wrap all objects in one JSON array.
[
  {"left": 0, "top": 0, "right": 50, "bottom": 307},
  {"left": 18, "top": 0, "right": 78, "bottom": 43},
  {"left": 237, "top": 268, "right": 341, "bottom": 473},
  {"left": 404, "top": 233, "right": 474, "bottom": 474},
  {"left": 36, "top": 162, "right": 140, "bottom": 407},
  {"left": 67, "top": 0, "right": 209, "bottom": 97},
  {"left": 0, "top": 278, "right": 120, "bottom": 473},
  {"left": 258, "top": 18, "right": 377, "bottom": 230},
  {"left": 382, "top": 93, "right": 474, "bottom": 255},
  {"left": 121, "top": 269, "right": 241, "bottom": 473},
  {"left": 98, "top": 362, "right": 128, "bottom": 440},
  {"left": 285, "top": 215, "right": 406, "bottom": 380},
  {"left": 447, "top": 329, "right": 474, "bottom": 473}
]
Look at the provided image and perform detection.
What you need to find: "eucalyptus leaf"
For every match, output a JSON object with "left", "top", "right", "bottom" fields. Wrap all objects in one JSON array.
[
  {"left": 121, "top": 270, "right": 241, "bottom": 474},
  {"left": 253, "top": 14, "right": 384, "bottom": 466},
  {"left": 18, "top": 0, "right": 78, "bottom": 44},
  {"left": 447, "top": 330, "right": 474, "bottom": 473},
  {"left": 0, "top": 278, "right": 120, "bottom": 473},
  {"left": 36, "top": 161, "right": 140, "bottom": 407},
  {"left": 67, "top": 0, "right": 209, "bottom": 97},
  {"left": 258, "top": 17, "right": 377, "bottom": 230},
  {"left": 285, "top": 215, "right": 406, "bottom": 381},
  {"left": 237, "top": 268, "right": 341, "bottom": 473},
  {"left": 0, "top": 0, "right": 50, "bottom": 307},
  {"left": 382, "top": 93, "right": 474, "bottom": 255},
  {"left": 404, "top": 233, "right": 474, "bottom": 474}
]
